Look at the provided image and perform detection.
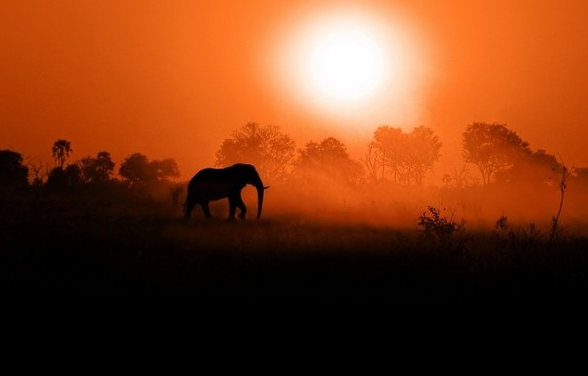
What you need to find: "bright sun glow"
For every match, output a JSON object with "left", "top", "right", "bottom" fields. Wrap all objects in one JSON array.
[
  {"left": 269, "top": 7, "right": 426, "bottom": 128},
  {"left": 310, "top": 28, "right": 385, "bottom": 102}
]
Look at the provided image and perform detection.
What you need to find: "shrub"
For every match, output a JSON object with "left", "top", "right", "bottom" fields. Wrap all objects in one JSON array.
[{"left": 417, "top": 206, "right": 467, "bottom": 252}]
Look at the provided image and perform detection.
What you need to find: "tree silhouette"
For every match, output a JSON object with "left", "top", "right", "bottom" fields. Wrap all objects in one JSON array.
[
  {"left": 549, "top": 158, "right": 571, "bottom": 248},
  {"left": 119, "top": 153, "right": 180, "bottom": 187},
  {"left": 52, "top": 139, "right": 73, "bottom": 168},
  {"left": 403, "top": 126, "right": 442, "bottom": 185},
  {"left": 451, "top": 164, "right": 478, "bottom": 188},
  {"left": 150, "top": 158, "right": 180, "bottom": 182},
  {"left": 292, "top": 137, "right": 364, "bottom": 185},
  {"left": 0, "top": 149, "right": 29, "bottom": 189},
  {"left": 361, "top": 141, "right": 382, "bottom": 183},
  {"left": 215, "top": 122, "right": 296, "bottom": 182},
  {"left": 119, "top": 153, "right": 152, "bottom": 187},
  {"left": 495, "top": 149, "right": 560, "bottom": 186},
  {"left": 46, "top": 164, "right": 82, "bottom": 190},
  {"left": 371, "top": 126, "right": 405, "bottom": 182},
  {"left": 25, "top": 156, "right": 51, "bottom": 186},
  {"left": 462, "top": 122, "right": 531, "bottom": 185},
  {"left": 367, "top": 125, "right": 441, "bottom": 185},
  {"left": 79, "top": 151, "right": 115, "bottom": 184}
]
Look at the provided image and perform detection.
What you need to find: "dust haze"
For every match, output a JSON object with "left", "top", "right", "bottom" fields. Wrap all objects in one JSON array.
[{"left": 210, "top": 169, "right": 587, "bottom": 234}]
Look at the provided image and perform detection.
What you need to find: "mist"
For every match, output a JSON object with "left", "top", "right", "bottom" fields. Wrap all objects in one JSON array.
[{"left": 194, "top": 163, "right": 587, "bottom": 237}]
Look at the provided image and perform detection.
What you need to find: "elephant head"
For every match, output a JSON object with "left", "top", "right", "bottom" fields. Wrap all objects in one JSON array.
[{"left": 232, "top": 163, "right": 268, "bottom": 219}]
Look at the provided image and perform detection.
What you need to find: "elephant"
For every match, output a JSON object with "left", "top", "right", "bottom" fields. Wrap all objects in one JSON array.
[{"left": 183, "top": 163, "right": 269, "bottom": 220}]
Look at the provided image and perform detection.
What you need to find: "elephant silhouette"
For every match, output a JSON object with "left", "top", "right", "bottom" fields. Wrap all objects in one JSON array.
[{"left": 183, "top": 163, "right": 268, "bottom": 220}]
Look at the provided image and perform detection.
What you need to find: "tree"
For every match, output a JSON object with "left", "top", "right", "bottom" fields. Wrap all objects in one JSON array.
[
  {"left": 0, "top": 149, "right": 29, "bottom": 189},
  {"left": 119, "top": 153, "right": 180, "bottom": 187},
  {"left": 150, "top": 158, "right": 180, "bottom": 182},
  {"left": 451, "top": 164, "right": 478, "bottom": 188},
  {"left": 79, "top": 151, "right": 115, "bottom": 184},
  {"left": 371, "top": 126, "right": 405, "bottom": 182},
  {"left": 361, "top": 141, "right": 382, "bottom": 183},
  {"left": 366, "top": 125, "right": 441, "bottom": 185},
  {"left": 215, "top": 122, "right": 296, "bottom": 182},
  {"left": 462, "top": 122, "right": 531, "bottom": 185},
  {"left": 548, "top": 158, "right": 571, "bottom": 248},
  {"left": 292, "top": 137, "right": 364, "bottom": 185},
  {"left": 118, "top": 153, "right": 152, "bottom": 187},
  {"left": 25, "top": 157, "right": 51, "bottom": 186},
  {"left": 52, "top": 139, "right": 73, "bottom": 168},
  {"left": 495, "top": 149, "right": 560, "bottom": 186},
  {"left": 46, "top": 164, "right": 82, "bottom": 190},
  {"left": 403, "top": 126, "right": 442, "bottom": 185}
]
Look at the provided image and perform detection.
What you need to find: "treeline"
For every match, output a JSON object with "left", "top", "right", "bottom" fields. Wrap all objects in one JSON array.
[
  {"left": 1, "top": 141, "right": 179, "bottom": 190},
  {"left": 0, "top": 141, "right": 183, "bottom": 210},
  {"left": 211, "top": 121, "right": 587, "bottom": 190},
  {"left": 2, "top": 121, "right": 587, "bottom": 196}
]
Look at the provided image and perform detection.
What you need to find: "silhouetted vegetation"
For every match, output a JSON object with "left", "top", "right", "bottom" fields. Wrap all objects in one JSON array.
[
  {"left": 1, "top": 122, "right": 587, "bottom": 301},
  {"left": 119, "top": 152, "right": 180, "bottom": 187},
  {"left": 548, "top": 160, "right": 571, "bottom": 248},
  {"left": 363, "top": 125, "right": 442, "bottom": 185},
  {"left": 52, "top": 139, "right": 73, "bottom": 169},
  {"left": 0, "top": 149, "right": 29, "bottom": 190},
  {"left": 45, "top": 164, "right": 83, "bottom": 191},
  {"left": 291, "top": 136, "right": 364, "bottom": 186},
  {"left": 417, "top": 206, "right": 467, "bottom": 253},
  {"left": 462, "top": 122, "right": 531, "bottom": 185},
  {"left": 79, "top": 151, "right": 115, "bottom": 184},
  {"left": 215, "top": 122, "right": 296, "bottom": 182}
]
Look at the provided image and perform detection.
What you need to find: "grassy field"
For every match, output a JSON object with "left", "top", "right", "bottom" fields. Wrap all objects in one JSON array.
[{"left": 2, "top": 188, "right": 587, "bottom": 303}]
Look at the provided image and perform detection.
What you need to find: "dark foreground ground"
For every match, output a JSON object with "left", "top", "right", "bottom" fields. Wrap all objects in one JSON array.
[{"left": 2, "top": 193, "right": 587, "bottom": 305}]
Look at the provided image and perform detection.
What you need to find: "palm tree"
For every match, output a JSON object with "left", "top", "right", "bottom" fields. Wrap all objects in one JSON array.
[{"left": 52, "top": 139, "right": 72, "bottom": 168}]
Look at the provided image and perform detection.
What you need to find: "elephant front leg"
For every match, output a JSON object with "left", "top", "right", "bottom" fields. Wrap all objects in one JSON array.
[
  {"left": 228, "top": 194, "right": 246, "bottom": 220},
  {"left": 235, "top": 195, "right": 247, "bottom": 220}
]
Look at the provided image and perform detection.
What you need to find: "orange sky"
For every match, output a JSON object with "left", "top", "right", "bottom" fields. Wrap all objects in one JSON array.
[{"left": 2, "top": 0, "right": 587, "bottom": 180}]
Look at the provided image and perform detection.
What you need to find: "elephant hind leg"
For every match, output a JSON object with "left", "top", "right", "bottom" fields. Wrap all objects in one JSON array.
[
  {"left": 184, "top": 201, "right": 195, "bottom": 219},
  {"left": 200, "top": 202, "right": 214, "bottom": 219}
]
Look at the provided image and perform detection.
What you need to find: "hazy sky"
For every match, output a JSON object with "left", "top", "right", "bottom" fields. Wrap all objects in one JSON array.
[{"left": 2, "top": 0, "right": 587, "bottom": 179}]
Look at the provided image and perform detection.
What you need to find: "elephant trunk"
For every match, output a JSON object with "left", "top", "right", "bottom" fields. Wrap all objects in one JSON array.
[{"left": 256, "top": 183, "right": 264, "bottom": 219}]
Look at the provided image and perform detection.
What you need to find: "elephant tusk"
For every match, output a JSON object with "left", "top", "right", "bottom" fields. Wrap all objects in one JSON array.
[{"left": 263, "top": 186, "right": 270, "bottom": 189}]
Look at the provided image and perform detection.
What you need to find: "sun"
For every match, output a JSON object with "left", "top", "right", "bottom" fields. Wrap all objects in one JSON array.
[
  {"left": 309, "top": 28, "right": 385, "bottom": 102},
  {"left": 287, "top": 12, "right": 398, "bottom": 113},
  {"left": 267, "top": 7, "right": 427, "bottom": 128}
]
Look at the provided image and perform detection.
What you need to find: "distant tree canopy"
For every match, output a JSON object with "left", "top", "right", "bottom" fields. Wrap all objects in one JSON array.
[
  {"left": 46, "top": 164, "right": 82, "bottom": 190},
  {"left": 52, "top": 139, "right": 72, "bottom": 168},
  {"left": 151, "top": 158, "right": 181, "bottom": 182},
  {"left": 462, "top": 122, "right": 531, "bottom": 185},
  {"left": 215, "top": 122, "right": 296, "bottom": 182},
  {"left": 404, "top": 126, "right": 443, "bottom": 185},
  {"left": 496, "top": 149, "right": 562, "bottom": 186},
  {"left": 118, "top": 153, "right": 179, "bottom": 187},
  {"left": 79, "top": 151, "right": 115, "bottom": 184},
  {"left": 0, "top": 149, "right": 29, "bottom": 189},
  {"left": 363, "top": 125, "right": 442, "bottom": 185},
  {"left": 292, "top": 137, "right": 364, "bottom": 185}
]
